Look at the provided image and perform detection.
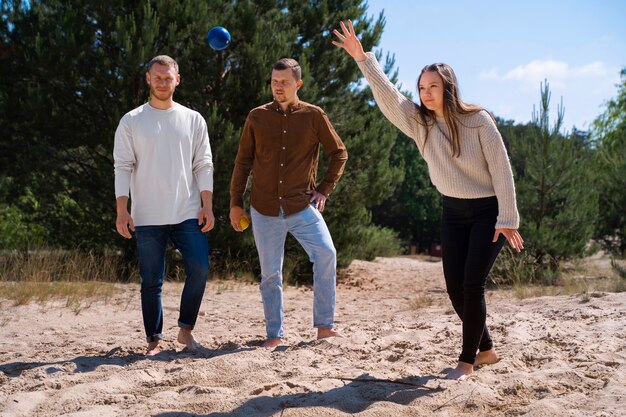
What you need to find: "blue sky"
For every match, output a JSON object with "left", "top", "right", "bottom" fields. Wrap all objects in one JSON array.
[{"left": 363, "top": 0, "right": 626, "bottom": 131}]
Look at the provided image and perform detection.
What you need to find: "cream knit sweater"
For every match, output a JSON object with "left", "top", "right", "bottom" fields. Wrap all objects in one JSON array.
[{"left": 357, "top": 52, "right": 519, "bottom": 229}]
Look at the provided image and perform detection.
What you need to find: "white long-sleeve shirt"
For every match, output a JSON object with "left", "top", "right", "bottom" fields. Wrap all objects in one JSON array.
[
  {"left": 357, "top": 52, "right": 519, "bottom": 229},
  {"left": 114, "top": 102, "right": 213, "bottom": 226}
]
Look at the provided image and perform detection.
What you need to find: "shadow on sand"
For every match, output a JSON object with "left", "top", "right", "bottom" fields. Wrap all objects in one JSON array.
[
  {"left": 154, "top": 373, "right": 445, "bottom": 417},
  {"left": 0, "top": 342, "right": 256, "bottom": 377}
]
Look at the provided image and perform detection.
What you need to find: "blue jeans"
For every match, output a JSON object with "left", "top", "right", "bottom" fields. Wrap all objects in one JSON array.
[
  {"left": 135, "top": 219, "right": 210, "bottom": 342},
  {"left": 251, "top": 205, "right": 337, "bottom": 339}
]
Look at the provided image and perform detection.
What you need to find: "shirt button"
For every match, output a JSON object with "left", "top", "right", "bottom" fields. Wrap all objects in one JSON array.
[
  {"left": 280, "top": 163, "right": 284, "bottom": 166},
  {"left": 282, "top": 146, "right": 286, "bottom": 150},
  {"left": 283, "top": 130, "right": 286, "bottom": 133},
  {"left": 279, "top": 180, "right": 283, "bottom": 183},
  {"left": 279, "top": 197, "right": 282, "bottom": 200}
]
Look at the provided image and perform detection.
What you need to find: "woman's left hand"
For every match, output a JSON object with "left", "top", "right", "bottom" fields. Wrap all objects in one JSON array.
[{"left": 493, "top": 228, "right": 524, "bottom": 252}]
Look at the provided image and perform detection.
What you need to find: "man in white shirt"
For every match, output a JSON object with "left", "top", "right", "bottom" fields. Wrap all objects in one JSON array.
[{"left": 113, "top": 55, "right": 214, "bottom": 356}]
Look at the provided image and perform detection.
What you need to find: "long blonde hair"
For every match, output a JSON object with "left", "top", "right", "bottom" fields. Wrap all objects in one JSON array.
[{"left": 416, "top": 63, "right": 484, "bottom": 157}]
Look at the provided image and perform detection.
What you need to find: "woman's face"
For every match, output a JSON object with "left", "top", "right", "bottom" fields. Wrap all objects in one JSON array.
[{"left": 418, "top": 70, "right": 444, "bottom": 116}]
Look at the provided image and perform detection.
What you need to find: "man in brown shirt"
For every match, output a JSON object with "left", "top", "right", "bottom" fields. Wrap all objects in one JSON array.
[{"left": 230, "top": 58, "right": 348, "bottom": 348}]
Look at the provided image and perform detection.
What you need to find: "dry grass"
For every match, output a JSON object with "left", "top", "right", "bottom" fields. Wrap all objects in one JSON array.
[
  {"left": 226, "top": 271, "right": 258, "bottom": 284},
  {"left": 0, "top": 250, "right": 127, "bottom": 309},
  {"left": 214, "top": 280, "right": 236, "bottom": 295},
  {"left": 410, "top": 294, "right": 435, "bottom": 309},
  {"left": 0, "top": 249, "right": 132, "bottom": 282},
  {"left": 0, "top": 281, "right": 119, "bottom": 312},
  {"left": 509, "top": 253, "right": 626, "bottom": 299}
]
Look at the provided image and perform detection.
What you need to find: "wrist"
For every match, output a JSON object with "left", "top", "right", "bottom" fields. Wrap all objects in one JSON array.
[
  {"left": 116, "top": 196, "right": 129, "bottom": 212},
  {"left": 200, "top": 190, "right": 213, "bottom": 209},
  {"left": 355, "top": 51, "right": 367, "bottom": 62}
]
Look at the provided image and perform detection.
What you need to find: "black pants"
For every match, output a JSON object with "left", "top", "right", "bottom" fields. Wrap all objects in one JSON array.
[{"left": 441, "top": 195, "right": 505, "bottom": 364}]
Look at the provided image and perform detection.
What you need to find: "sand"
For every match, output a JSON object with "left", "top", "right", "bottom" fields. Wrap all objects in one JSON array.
[{"left": 1, "top": 256, "right": 625, "bottom": 416}]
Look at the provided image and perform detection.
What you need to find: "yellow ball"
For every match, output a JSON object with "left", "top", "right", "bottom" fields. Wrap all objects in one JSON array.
[{"left": 240, "top": 216, "right": 250, "bottom": 230}]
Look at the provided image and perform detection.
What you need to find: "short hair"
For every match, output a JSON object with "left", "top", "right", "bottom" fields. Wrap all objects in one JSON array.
[
  {"left": 272, "top": 58, "right": 301, "bottom": 81},
  {"left": 147, "top": 55, "right": 179, "bottom": 73}
]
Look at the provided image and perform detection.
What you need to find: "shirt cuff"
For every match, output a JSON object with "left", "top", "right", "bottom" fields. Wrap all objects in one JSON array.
[
  {"left": 195, "top": 170, "right": 213, "bottom": 193},
  {"left": 114, "top": 169, "right": 131, "bottom": 198}
]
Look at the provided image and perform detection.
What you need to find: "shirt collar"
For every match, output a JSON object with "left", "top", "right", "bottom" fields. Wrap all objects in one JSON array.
[{"left": 272, "top": 100, "right": 303, "bottom": 114}]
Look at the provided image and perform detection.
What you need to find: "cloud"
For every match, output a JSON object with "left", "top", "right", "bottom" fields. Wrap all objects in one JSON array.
[{"left": 480, "top": 60, "right": 619, "bottom": 91}]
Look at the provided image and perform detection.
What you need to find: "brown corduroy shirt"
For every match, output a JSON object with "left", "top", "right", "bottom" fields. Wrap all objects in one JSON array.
[{"left": 230, "top": 100, "right": 348, "bottom": 216}]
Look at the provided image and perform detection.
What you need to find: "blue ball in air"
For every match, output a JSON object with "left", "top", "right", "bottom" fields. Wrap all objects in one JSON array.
[{"left": 207, "top": 26, "right": 231, "bottom": 51}]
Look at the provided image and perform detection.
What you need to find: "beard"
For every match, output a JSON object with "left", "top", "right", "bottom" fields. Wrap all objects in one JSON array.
[
  {"left": 150, "top": 85, "right": 174, "bottom": 102},
  {"left": 272, "top": 90, "right": 290, "bottom": 102}
]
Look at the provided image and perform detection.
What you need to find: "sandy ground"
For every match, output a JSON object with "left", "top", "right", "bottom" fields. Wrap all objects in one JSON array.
[{"left": 0, "top": 256, "right": 625, "bottom": 417}]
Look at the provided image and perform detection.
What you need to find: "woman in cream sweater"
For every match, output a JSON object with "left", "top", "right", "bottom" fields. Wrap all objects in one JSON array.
[{"left": 333, "top": 20, "right": 524, "bottom": 380}]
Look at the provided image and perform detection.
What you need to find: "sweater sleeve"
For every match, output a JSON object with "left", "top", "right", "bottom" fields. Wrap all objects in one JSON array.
[
  {"left": 192, "top": 114, "right": 214, "bottom": 193},
  {"left": 479, "top": 112, "right": 520, "bottom": 229},
  {"left": 356, "top": 52, "right": 421, "bottom": 144},
  {"left": 113, "top": 115, "right": 134, "bottom": 198}
]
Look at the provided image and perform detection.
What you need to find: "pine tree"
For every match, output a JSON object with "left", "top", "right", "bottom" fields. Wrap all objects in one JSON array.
[
  {"left": 592, "top": 68, "right": 626, "bottom": 255},
  {"left": 372, "top": 132, "right": 441, "bottom": 253},
  {"left": 0, "top": 1, "right": 403, "bottom": 278},
  {"left": 505, "top": 80, "right": 598, "bottom": 278}
]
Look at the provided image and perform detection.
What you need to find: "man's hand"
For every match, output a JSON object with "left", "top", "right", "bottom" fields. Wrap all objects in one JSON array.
[
  {"left": 116, "top": 210, "right": 135, "bottom": 239},
  {"left": 115, "top": 196, "right": 134, "bottom": 238},
  {"left": 198, "top": 190, "right": 215, "bottom": 232},
  {"left": 307, "top": 190, "right": 328, "bottom": 212},
  {"left": 198, "top": 207, "right": 215, "bottom": 232},
  {"left": 230, "top": 206, "right": 249, "bottom": 232}
]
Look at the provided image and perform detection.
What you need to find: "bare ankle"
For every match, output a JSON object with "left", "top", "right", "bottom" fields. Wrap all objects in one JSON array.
[
  {"left": 146, "top": 341, "right": 161, "bottom": 356},
  {"left": 262, "top": 338, "right": 282, "bottom": 348},
  {"left": 317, "top": 328, "right": 343, "bottom": 339},
  {"left": 446, "top": 361, "right": 473, "bottom": 380},
  {"left": 177, "top": 328, "right": 200, "bottom": 350},
  {"left": 474, "top": 348, "right": 499, "bottom": 366}
]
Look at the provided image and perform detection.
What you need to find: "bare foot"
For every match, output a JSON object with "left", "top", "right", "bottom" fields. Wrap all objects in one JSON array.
[
  {"left": 262, "top": 338, "right": 282, "bottom": 348},
  {"left": 446, "top": 361, "right": 473, "bottom": 380},
  {"left": 317, "top": 328, "right": 343, "bottom": 340},
  {"left": 474, "top": 348, "right": 500, "bottom": 367},
  {"left": 177, "top": 328, "right": 201, "bottom": 351},
  {"left": 146, "top": 341, "right": 161, "bottom": 356}
]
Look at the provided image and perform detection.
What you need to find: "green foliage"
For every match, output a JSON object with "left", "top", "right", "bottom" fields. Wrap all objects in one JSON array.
[
  {"left": 497, "top": 80, "right": 598, "bottom": 282},
  {"left": 0, "top": 178, "right": 48, "bottom": 249},
  {"left": 328, "top": 204, "right": 401, "bottom": 268},
  {"left": 490, "top": 247, "right": 560, "bottom": 287},
  {"left": 0, "top": 204, "right": 44, "bottom": 250},
  {"left": 592, "top": 68, "right": 626, "bottom": 255},
  {"left": 0, "top": 0, "right": 402, "bottom": 279},
  {"left": 372, "top": 132, "right": 441, "bottom": 252}
]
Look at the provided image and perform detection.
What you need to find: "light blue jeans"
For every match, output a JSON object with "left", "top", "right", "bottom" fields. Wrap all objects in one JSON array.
[{"left": 251, "top": 205, "right": 337, "bottom": 339}]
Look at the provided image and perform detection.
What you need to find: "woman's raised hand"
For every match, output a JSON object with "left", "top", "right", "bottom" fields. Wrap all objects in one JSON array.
[{"left": 332, "top": 20, "right": 367, "bottom": 62}]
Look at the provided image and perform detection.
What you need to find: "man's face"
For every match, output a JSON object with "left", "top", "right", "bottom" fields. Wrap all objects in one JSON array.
[
  {"left": 146, "top": 63, "right": 180, "bottom": 102},
  {"left": 271, "top": 68, "right": 302, "bottom": 105}
]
